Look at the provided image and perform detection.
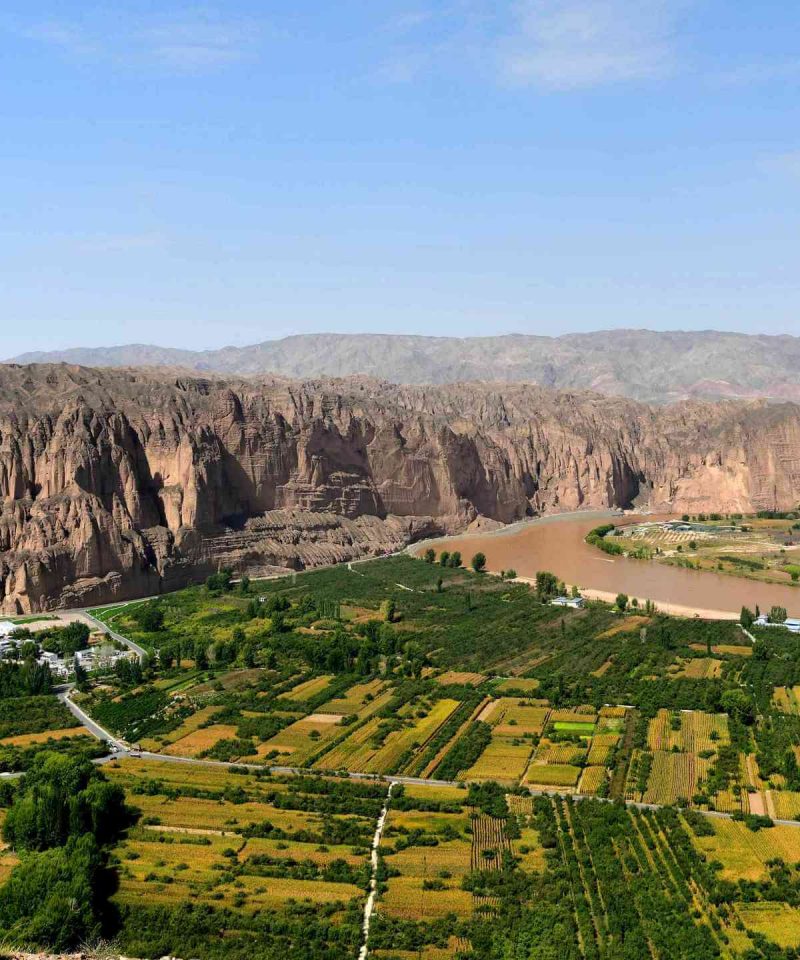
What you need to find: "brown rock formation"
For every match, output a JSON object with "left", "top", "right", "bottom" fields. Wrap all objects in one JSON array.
[{"left": 2, "top": 364, "right": 800, "bottom": 612}]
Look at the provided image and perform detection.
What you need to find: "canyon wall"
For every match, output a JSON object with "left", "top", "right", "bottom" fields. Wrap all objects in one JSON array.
[{"left": 2, "top": 365, "right": 800, "bottom": 611}]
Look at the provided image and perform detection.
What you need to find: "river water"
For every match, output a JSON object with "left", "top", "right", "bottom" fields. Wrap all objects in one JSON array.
[{"left": 416, "top": 511, "right": 800, "bottom": 620}]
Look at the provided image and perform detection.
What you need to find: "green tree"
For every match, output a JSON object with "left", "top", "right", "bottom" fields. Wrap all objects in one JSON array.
[
  {"left": 438, "top": 550, "right": 450, "bottom": 567},
  {"left": 740, "top": 606, "right": 755, "bottom": 629},
  {"left": 135, "top": 603, "right": 164, "bottom": 632},
  {"left": 615, "top": 593, "right": 629, "bottom": 612},
  {"left": 769, "top": 605, "right": 788, "bottom": 624},
  {"left": 535, "top": 571, "right": 559, "bottom": 599},
  {"left": 471, "top": 552, "right": 486, "bottom": 573},
  {"left": 380, "top": 598, "right": 396, "bottom": 623},
  {"left": 423, "top": 548, "right": 435, "bottom": 564},
  {"left": 449, "top": 551, "right": 462, "bottom": 568},
  {"left": 721, "top": 688, "right": 755, "bottom": 725}
]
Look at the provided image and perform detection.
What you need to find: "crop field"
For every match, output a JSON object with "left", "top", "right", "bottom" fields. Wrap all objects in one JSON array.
[
  {"left": 317, "top": 678, "right": 388, "bottom": 714},
  {"left": 380, "top": 792, "right": 475, "bottom": 921},
  {"left": 690, "top": 816, "right": 800, "bottom": 881},
  {"left": 491, "top": 701, "right": 550, "bottom": 737},
  {"left": 434, "top": 671, "right": 486, "bottom": 686},
  {"left": 525, "top": 762, "right": 582, "bottom": 788},
  {"left": 578, "top": 766, "right": 608, "bottom": 795},
  {"left": 535, "top": 739, "right": 587, "bottom": 765},
  {"left": 0, "top": 726, "right": 90, "bottom": 747},
  {"left": 767, "top": 789, "right": 800, "bottom": 820},
  {"left": 277, "top": 674, "right": 336, "bottom": 704},
  {"left": 104, "top": 755, "right": 386, "bottom": 958},
  {"left": 162, "top": 723, "right": 240, "bottom": 757},
  {"left": 735, "top": 903, "right": 800, "bottom": 948},
  {"left": 646, "top": 709, "right": 729, "bottom": 754},
  {"left": 259, "top": 713, "right": 345, "bottom": 764},
  {"left": 586, "top": 732, "right": 620, "bottom": 764},
  {"left": 493, "top": 677, "right": 540, "bottom": 694},
  {"left": 641, "top": 751, "right": 712, "bottom": 805},
  {"left": 140, "top": 704, "right": 224, "bottom": 751},
  {"left": 314, "top": 697, "right": 460, "bottom": 775},
  {"left": 773, "top": 685, "right": 800, "bottom": 715},
  {"left": 462, "top": 738, "right": 534, "bottom": 782},
  {"left": 670, "top": 657, "right": 723, "bottom": 679}
]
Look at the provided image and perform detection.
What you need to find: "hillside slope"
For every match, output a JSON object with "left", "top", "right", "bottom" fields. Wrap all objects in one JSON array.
[{"left": 2, "top": 364, "right": 800, "bottom": 611}]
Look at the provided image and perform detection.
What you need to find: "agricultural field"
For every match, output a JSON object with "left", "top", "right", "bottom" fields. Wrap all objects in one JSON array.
[
  {"left": 105, "top": 756, "right": 384, "bottom": 959},
  {"left": 15, "top": 549, "right": 800, "bottom": 957},
  {"left": 0, "top": 693, "right": 105, "bottom": 772},
  {"left": 610, "top": 515, "right": 800, "bottom": 588}
]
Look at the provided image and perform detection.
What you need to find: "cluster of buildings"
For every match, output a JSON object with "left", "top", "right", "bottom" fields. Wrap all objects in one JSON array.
[{"left": 0, "top": 619, "right": 135, "bottom": 679}]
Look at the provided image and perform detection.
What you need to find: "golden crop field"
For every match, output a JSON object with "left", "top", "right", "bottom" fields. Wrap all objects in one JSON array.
[
  {"left": 773, "top": 686, "right": 800, "bottom": 715},
  {"left": 647, "top": 709, "right": 681, "bottom": 751},
  {"left": 463, "top": 738, "right": 533, "bottom": 782},
  {"left": 736, "top": 903, "right": 800, "bottom": 948},
  {"left": 524, "top": 763, "right": 581, "bottom": 788},
  {"left": 599, "top": 705, "right": 628, "bottom": 719},
  {"left": 400, "top": 783, "right": 467, "bottom": 805},
  {"left": 259, "top": 714, "right": 344, "bottom": 763},
  {"left": 277, "top": 674, "right": 335, "bottom": 703},
  {"left": 691, "top": 817, "right": 800, "bottom": 882},
  {"left": 317, "top": 678, "right": 388, "bottom": 715},
  {"left": 550, "top": 707, "right": 598, "bottom": 723},
  {"left": 389, "top": 839, "right": 473, "bottom": 878},
  {"left": 435, "top": 671, "right": 486, "bottom": 687},
  {"left": 381, "top": 875, "right": 475, "bottom": 920},
  {"left": 578, "top": 766, "right": 608, "bottom": 795},
  {"left": 690, "top": 643, "right": 752, "bottom": 657},
  {"left": 239, "top": 837, "right": 365, "bottom": 867},
  {"left": 646, "top": 709, "right": 728, "bottom": 754},
  {"left": 142, "top": 704, "right": 223, "bottom": 751},
  {"left": 768, "top": 790, "right": 800, "bottom": 821},
  {"left": 642, "top": 751, "right": 711, "bottom": 805},
  {"left": 162, "top": 723, "right": 240, "bottom": 758},
  {"left": 672, "top": 657, "right": 723, "bottom": 679},
  {"left": 131, "top": 794, "right": 321, "bottom": 835},
  {"left": 493, "top": 702, "right": 551, "bottom": 737},
  {"left": 586, "top": 733, "right": 620, "bottom": 765},
  {"left": 105, "top": 757, "right": 276, "bottom": 795},
  {"left": 682, "top": 711, "right": 729, "bottom": 753},
  {"left": 117, "top": 873, "right": 362, "bottom": 913},
  {"left": 330, "top": 698, "right": 460, "bottom": 775},
  {"left": 535, "top": 740, "right": 587, "bottom": 765},
  {"left": 493, "top": 678, "right": 540, "bottom": 694},
  {"left": 0, "top": 726, "right": 87, "bottom": 747}
]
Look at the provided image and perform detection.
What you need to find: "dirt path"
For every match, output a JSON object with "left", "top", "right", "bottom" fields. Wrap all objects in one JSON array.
[{"left": 358, "top": 782, "right": 394, "bottom": 960}]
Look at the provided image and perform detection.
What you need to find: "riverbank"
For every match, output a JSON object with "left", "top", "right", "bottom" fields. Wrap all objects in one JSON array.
[{"left": 414, "top": 510, "right": 800, "bottom": 619}]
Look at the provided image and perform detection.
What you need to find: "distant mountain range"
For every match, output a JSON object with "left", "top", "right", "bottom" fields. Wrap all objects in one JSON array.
[{"left": 9, "top": 329, "right": 800, "bottom": 403}]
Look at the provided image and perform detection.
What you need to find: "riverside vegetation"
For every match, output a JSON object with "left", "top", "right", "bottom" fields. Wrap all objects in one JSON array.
[{"left": 6, "top": 555, "right": 800, "bottom": 955}]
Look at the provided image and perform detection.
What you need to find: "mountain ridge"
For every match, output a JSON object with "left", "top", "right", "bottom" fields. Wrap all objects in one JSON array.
[{"left": 10, "top": 329, "right": 800, "bottom": 403}]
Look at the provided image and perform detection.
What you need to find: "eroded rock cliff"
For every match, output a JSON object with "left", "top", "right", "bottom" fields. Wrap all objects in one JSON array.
[{"left": 2, "top": 364, "right": 800, "bottom": 611}]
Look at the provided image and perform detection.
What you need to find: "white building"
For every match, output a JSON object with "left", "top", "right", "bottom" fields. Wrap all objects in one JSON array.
[
  {"left": 551, "top": 596, "right": 585, "bottom": 609},
  {"left": 754, "top": 615, "right": 800, "bottom": 634},
  {"left": 0, "top": 621, "right": 16, "bottom": 639}
]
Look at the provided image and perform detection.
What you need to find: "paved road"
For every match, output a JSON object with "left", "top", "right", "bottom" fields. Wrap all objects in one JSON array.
[
  {"left": 80, "top": 608, "right": 149, "bottom": 662},
  {"left": 55, "top": 684, "right": 127, "bottom": 752}
]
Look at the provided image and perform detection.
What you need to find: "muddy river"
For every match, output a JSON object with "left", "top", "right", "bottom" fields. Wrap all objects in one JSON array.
[{"left": 416, "top": 511, "right": 800, "bottom": 620}]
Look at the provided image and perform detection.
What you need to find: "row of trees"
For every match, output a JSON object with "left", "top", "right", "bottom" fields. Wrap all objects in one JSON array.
[{"left": 422, "top": 548, "right": 486, "bottom": 572}]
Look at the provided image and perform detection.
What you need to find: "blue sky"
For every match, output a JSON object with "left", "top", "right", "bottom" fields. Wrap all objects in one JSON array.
[{"left": 2, "top": 1, "right": 800, "bottom": 354}]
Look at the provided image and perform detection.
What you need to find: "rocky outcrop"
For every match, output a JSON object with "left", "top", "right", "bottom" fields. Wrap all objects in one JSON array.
[{"left": 2, "top": 365, "right": 800, "bottom": 611}]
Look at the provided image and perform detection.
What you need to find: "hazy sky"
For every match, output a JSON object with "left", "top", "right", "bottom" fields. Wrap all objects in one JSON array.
[{"left": 3, "top": 1, "right": 800, "bottom": 354}]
